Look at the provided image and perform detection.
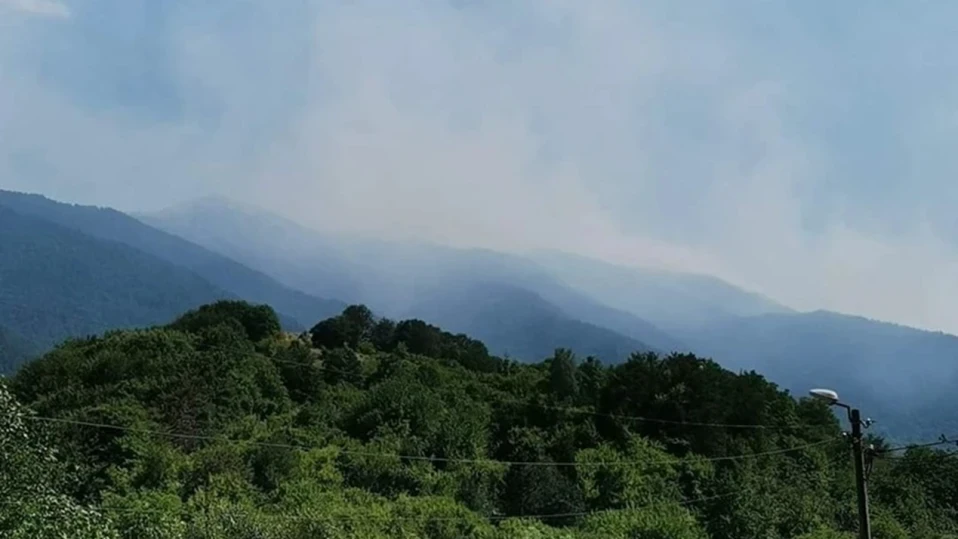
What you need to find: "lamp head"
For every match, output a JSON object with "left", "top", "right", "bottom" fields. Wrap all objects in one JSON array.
[{"left": 808, "top": 388, "right": 841, "bottom": 405}]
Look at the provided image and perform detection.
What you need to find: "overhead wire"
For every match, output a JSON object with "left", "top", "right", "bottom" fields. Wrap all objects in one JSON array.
[
  {"left": 2, "top": 420, "right": 854, "bottom": 525},
  {"left": 15, "top": 315, "right": 830, "bottom": 432},
  {"left": 23, "top": 415, "right": 840, "bottom": 468},
  {"left": 6, "top": 330, "right": 853, "bottom": 526},
  {"left": 877, "top": 434, "right": 958, "bottom": 455}
]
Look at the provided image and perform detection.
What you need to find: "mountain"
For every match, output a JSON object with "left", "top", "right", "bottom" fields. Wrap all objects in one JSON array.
[
  {"left": 141, "top": 197, "right": 789, "bottom": 349},
  {"left": 137, "top": 196, "right": 426, "bottom": 311},
  {"left": 0, "top": 191, "right": 346, "bottom": 329},
  {"left": 137, "top": 196, "right": 363, "bottom": 298},
  {"left": 140, "top": 198, "right": 682, "bottom": 355},
  {"left": 404, "top": 280, "right": 653, "bottom": 361},
  {"left": 389, "top": 245, "right": 687, "bottom": 354},
  {"left": 529, "top": 250, "right": 793, "bottom": 331},
  {"left": 0, "top": 205, "right": 232, "bottom": 369},
  {"left": 136, "top": 197, "right": 958, "bottom": 438},
  {"left": 676, "top": 310, "right": 958, "bottom": 442}
]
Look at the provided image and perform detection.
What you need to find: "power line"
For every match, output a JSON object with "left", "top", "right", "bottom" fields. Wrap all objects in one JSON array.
[
  {"left": 11, "top": 318, "right": 826, "bottom": 432},
  {"left": 878, "top": 434, "right": 958, "bottom": 454},
  {"left": 0, "top": 441, "right": 885, "bottom": 534},
  {"left": 24, "top": 415, "right": 839, "bottom": 468},
  {"left": 525, "top": 401, "right": 817, "bottom": 430}
]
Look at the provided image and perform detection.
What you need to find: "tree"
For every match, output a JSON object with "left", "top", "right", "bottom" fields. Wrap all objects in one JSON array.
[
  {"left": 577, "top": 356, "right": 605, "bottom": 407},
  {"left": 310, "top": 317, "right": 349, "bottom": 350},
  {"left": 169, "top": 300, "right": 282, "bottom": 342},
  {"left": 323, "top": 348, "right": 364, "bottom": 386},
  {"left": 310, "top": 305, "right": 376, "bottom": 350},
  {"left": 370, "top": 317, "right": 397, "bottom": 351},
  {"left": 0, "top": 380, "right": 115, "bottom": 538},
  {"left": 340, "top": 305, "right": 375, "bottom": 345},
  {"left": 393, "top": 320, "right": 441, "bottom": 357},
  {"left": 548, "top": 348, "right": 578, "bottom": 402}
]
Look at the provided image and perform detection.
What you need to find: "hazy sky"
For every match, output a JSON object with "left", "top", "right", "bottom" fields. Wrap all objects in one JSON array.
[{"left": 4, "top": 0, "right": 958, "bottom": 332}]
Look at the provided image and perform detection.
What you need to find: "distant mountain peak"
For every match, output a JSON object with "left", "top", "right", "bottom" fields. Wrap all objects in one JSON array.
[{"left": 148, "top": 194, "right": 258, "bottom": 218}]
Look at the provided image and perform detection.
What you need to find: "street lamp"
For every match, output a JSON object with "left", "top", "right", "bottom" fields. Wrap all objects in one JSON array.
[{"left": 809, "top": 388, "right": 871, "bottom": 539}]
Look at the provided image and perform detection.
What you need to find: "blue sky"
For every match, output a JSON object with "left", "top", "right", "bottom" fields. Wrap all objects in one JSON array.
[{"left": 4, "top": 0, "right": 958, "bottom": 332}]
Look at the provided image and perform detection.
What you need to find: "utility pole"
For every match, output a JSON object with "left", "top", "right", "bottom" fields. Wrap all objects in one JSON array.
[
  {"left": 809, "top": 389, "right": 872, "bottom": 539},
  {"left": 850, "top": 407, "right": 872, "bottom": 539}
]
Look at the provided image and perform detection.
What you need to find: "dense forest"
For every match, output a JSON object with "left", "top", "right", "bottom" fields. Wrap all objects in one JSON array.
[
  {"left": 0, "top": 190, "right": 344, "bottom": 340},
  {"left": 3, "top": 301, "right": 958, "bottom": 538},
  {"left": 0, "top": 205, "right": 231, "bottom": 363}
]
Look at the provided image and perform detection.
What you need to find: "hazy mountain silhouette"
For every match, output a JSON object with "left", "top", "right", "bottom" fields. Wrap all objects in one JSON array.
[
  {"left": 0, "top": 191, "right": 346, "bottom": 329},
  {"left": 403, "top": 280, "right": 653, "bottom": 362},
  {"left": 0, "top": 205, "right": 231, "bottom": 371},
  {"left": 528, "top": 250, "right": 792, "bottom": 332},
  {"left": 141, "top": 197, "right": 680, "bottom": 357},
  {"left": 674, "top": 310, "right": 958, "bottom": 442}
]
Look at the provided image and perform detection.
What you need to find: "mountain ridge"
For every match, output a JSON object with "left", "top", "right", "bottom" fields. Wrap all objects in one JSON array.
[
  {"left": 140, "top": 197, "right": 680, "bottom": 358},
  {"left": 527, "top": 249, "right": 794, "bottom": 332},
  {"left": 0, "top": 190, "right": 346, "bottom": 329},
  {"left": 0, "top": 204, "right": 234, "bottom": 371},
  {"left": 402, "top": 279, "right": 655, "bottom": 361}
]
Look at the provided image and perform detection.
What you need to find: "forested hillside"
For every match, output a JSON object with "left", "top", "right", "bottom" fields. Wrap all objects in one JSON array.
[
  {"left": 5, "top": 300, "right": 958, "bottom": 538},
  {"left": 677, "top": 311, "right": 958, "bottom": 443},
  {"left": 0, "top": 206, "right": 231, "bottom": 371},
  {"left": 0, "top": 190, "right": 346, "bottom": 328}
]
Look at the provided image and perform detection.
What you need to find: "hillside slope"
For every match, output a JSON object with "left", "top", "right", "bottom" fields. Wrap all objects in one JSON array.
[
  {"left": 137, "top": 196, "right": 363, "bottom": 303},
  {"left": 530, "top": 250, "right": 792, "bottom": 331},
  {"left": 140, "top": 198, "right": 681, "bottom": 354},
  {"left": 0, "top": 191, "right": 346, "bottom": 328},
  {"left": 677, "top": 310, "right": 958, "bottom": 442},
  {"left": 404, "top": 280, "right": 653, "bottom": 361},
  {"left": 0, "top": 206, "right": 231, "bottom": 369},
  {"left": 8, "top": 299, "right": 957, "bottom": 538}
]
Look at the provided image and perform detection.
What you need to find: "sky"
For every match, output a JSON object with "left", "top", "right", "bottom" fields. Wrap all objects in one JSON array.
[{"left": 4, "top": 0, "right": 958, "bottom": 332}]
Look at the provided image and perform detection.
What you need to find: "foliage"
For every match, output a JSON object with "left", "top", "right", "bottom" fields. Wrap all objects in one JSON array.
[
  {"left": 0, "top": 379, "right": 116, "bottom": 538},
  {"left": 5, "top": 302, "right": 958, "bottom": 538},
  {"left": 170, "top": 301, "right": 282, "bottom": 343}
]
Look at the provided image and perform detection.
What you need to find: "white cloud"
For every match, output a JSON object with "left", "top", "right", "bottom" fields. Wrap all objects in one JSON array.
[
  {"left": 0, "top": 0, "right": 69, "bottom": 18},
  {"left": 4, "top": 1, "right": 958, "bottom": 333}
]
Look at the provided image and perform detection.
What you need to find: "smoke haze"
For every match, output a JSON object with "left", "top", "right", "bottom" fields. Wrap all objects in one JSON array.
[{"left": 4, "top": 0, "right": 958, "bottom": 332}]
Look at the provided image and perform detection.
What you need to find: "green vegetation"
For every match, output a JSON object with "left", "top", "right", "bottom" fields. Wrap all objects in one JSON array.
[{"left": 4, "top": 300, "right": 958, "bottom": 538}]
